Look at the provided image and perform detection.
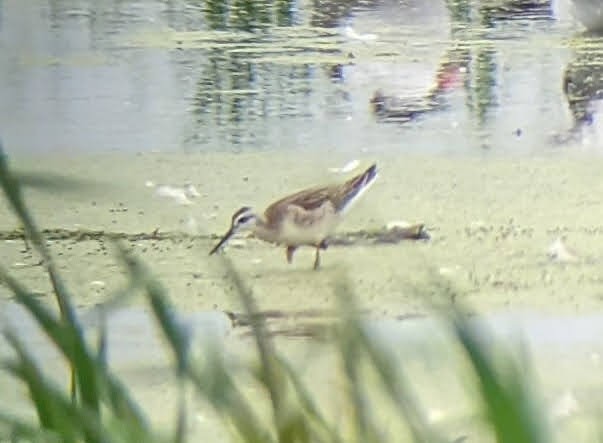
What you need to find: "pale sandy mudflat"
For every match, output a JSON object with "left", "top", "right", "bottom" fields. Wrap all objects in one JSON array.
[
  {"left": 2, "top": 149, "right": 603, "bottom": 442},
  {"left": 2, "top": 149, "right": 603, "bottom": 314}
]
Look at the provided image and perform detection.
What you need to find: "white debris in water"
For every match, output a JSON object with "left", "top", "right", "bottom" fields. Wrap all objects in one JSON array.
[
  {"left": 343, "top": 25, "right": 378, "bottom": 42},
  {"left": 155, "top": 185, "right": 193, "bottom": 205},
  {"left": 547, "top": 237, "right": 578, "bottom": 263},
  {"left": 146, "top": 181, "right": 201, "bottom": 206},
  {"left": 328, "top": 159, "right": 360, "bottom": 174},
  {"left": 251, "top": 258, "right": 263, "bottom": 264},
  {"left": 184, "top": 183, "right": 200, "bottom": 198},
  {"left": 90, "top": 280, "right": 106, "bottom": 288}
]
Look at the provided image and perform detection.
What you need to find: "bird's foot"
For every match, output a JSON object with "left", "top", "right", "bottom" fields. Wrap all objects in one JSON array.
[{"left": 313, "top": 246, "right": 322, "bottom": 270}]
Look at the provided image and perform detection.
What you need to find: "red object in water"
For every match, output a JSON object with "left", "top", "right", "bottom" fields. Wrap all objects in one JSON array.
[{"left": 435, "top": 63, "right": 464, "bottom": 93}]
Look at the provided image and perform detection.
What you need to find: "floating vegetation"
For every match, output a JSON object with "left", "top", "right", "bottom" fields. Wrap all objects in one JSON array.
[{"left": 146, "top": 182, "right": 202, "bottom": 206}]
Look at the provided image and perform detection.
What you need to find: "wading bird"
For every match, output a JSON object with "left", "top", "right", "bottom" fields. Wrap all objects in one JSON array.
[{"left": 209, "top": 164, "right": 378, "bottom": 269}]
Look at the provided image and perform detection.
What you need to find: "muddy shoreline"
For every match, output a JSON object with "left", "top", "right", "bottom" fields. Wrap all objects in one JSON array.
[
  {"left": 3, "top": 149, "right": 603, "bottom": 441},
  {"left": 2, "top": 149, "right": 603, "bottom": 317}
]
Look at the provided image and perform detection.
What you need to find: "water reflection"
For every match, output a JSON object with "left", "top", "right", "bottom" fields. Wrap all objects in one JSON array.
[
  {"left": 367, "top": 1, "right": 554, "bottom": 132},
  {"left": 309, "top": 0, "right": 369, "bottom": 28},
  {"left": 0, "top": 0, "right": 589, "bottom": 154},
  {"left": 570, "top": 0, "right": 603, "bottom": 33},
  {"left": 370, "top": 55, "right": 469, "bottom": 123},
  {"left": 189, "top": 47, "right": 319, "bottom": 147},
  {"left": 452, "top": 0, "right": 554, "bottom": 144},
  {"left": 478, "top": 0, "right": 554, "bottom": 23},
  {"left": 2, "top": 299, "right": 603, "bottom": 384},
  {"left": 559, "top": 32, "right": 603, "bottom": 143}
]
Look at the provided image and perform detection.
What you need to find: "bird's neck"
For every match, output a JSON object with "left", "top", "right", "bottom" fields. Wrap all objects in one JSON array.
[{"left": 252, "top": 216, "right": 278, "bottom": 243}]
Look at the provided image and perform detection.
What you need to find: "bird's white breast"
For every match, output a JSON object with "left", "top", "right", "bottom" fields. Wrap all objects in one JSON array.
[{"left": 278, "top": 213, "right": 341, "bottom": 246}]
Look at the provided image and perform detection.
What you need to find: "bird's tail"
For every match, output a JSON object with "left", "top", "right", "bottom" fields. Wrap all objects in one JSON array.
[{"left": 338, "top": 163, "right": 378, "bottom": 214}]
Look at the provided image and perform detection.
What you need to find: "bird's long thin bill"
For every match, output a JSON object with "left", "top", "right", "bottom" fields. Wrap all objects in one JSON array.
[{"left": 209, "top": 228, "right": 234, "bottom": 255}]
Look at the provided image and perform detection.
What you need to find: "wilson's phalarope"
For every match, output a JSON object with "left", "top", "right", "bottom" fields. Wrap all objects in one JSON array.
[{"left": 209, "top": 163, "right": 378, "bottom": 269}]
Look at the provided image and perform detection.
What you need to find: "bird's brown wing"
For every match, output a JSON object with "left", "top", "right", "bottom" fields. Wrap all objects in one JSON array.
[
  {"left": 263, "top": 185, "right": 337, "bottom": 227},
  {"left": 263, "top": 164, "right": 376, "bottom": 226}
]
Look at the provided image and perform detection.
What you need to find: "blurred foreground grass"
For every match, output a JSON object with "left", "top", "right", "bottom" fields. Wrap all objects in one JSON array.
[{"left": 0, "top": 143, "right": 552, "bottom": 443}]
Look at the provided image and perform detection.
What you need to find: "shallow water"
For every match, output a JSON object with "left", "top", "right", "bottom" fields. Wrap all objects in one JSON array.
[
  {"left": 1, "top": 301, "right": 602, "bottom": 440},
  {"left": 0, "top": 302, "right": 233, "bottom": 367},
  {"left": 2, "top": 0, "right": 603, "bottom": 440},
  {"left": 2, "top": 300, "right": 601, "bottom": 370},
  {"left": 1, "top": 0, "right": 602, "bottom": 155}
]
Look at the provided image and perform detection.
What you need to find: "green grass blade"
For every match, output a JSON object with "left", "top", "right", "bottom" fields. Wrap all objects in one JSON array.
[
  {"left": 103, "top": 376, "right": 151, "bottom": 433},
  {"left": 338, "top": 321, "right": 381, "bottom": 443},
  {"left": 277, "top": 355, "right": 343, "bottom": 443},
  {"left": 96, "top": 307, "right": 108, "bottom": 371},
  {"left": 217, "top": 256, "right": 292, "bottom": 440},
  {"left": 0, "top": 265, "right": 150, "bottom": 438},
  {"left": 116, "top": 246, "right": 276, "bottom": 442},
  {"left": 0, "top": 266, "right": 100, "bottom": 411},
  {"left": 358, "top": 328, "right": 445, "bottom": 443},
  {"left": 0, "top": 145, "right": 49, "bottom": 259},
  {"left": 2, "top": 358, "right": 60, "bottom": 435},
  {"left": 173, "top": 381, "right": 187, "bottom": 443},
  {"left": 223, "top": 255, "right": 324, "bottom": 442},
  {"left": 3, "top": 332, "right": 81, "bottom": 443},
  {"left": 0, "top": 411, "right": 61, "bottom": 443},
  {"left": 451, "top": 309, "right": 549, "bottom": 443},
  {"left": 332, "top": 278, "right": 390, "bottom": 443},
  {"left": 333, "top": 276, "right": 446, "bottom": 443},
  {"left": 188, "top": 351, "right": 274, "bottom": 443},
  {"left": 3, "top": 326, "right": 155, "bottom": 443},
  {"left": 0, "top": 145, "right": 70, "bottom": 313},
  {"left": 0, "top": 143, "right": 99, "bottom": 411},
  {"left": 114, "top": 245, "right": 190, "bottom": 375}
]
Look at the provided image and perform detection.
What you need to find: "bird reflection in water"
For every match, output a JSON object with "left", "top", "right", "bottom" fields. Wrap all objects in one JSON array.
[
  {"left": 556, "top": 31, "right": 603, "bottom": 145},
  {"left": 370, "top": 56, "right": 468, "bottom": 123}
]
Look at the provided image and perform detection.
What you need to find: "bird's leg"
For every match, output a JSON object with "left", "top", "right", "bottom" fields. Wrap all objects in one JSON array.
[
  {"left": 313, "top": 245, "right": 321, "bottom": 270},
  {"left": 286, "top": 245, "right": 297, "bottom": 264}
]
